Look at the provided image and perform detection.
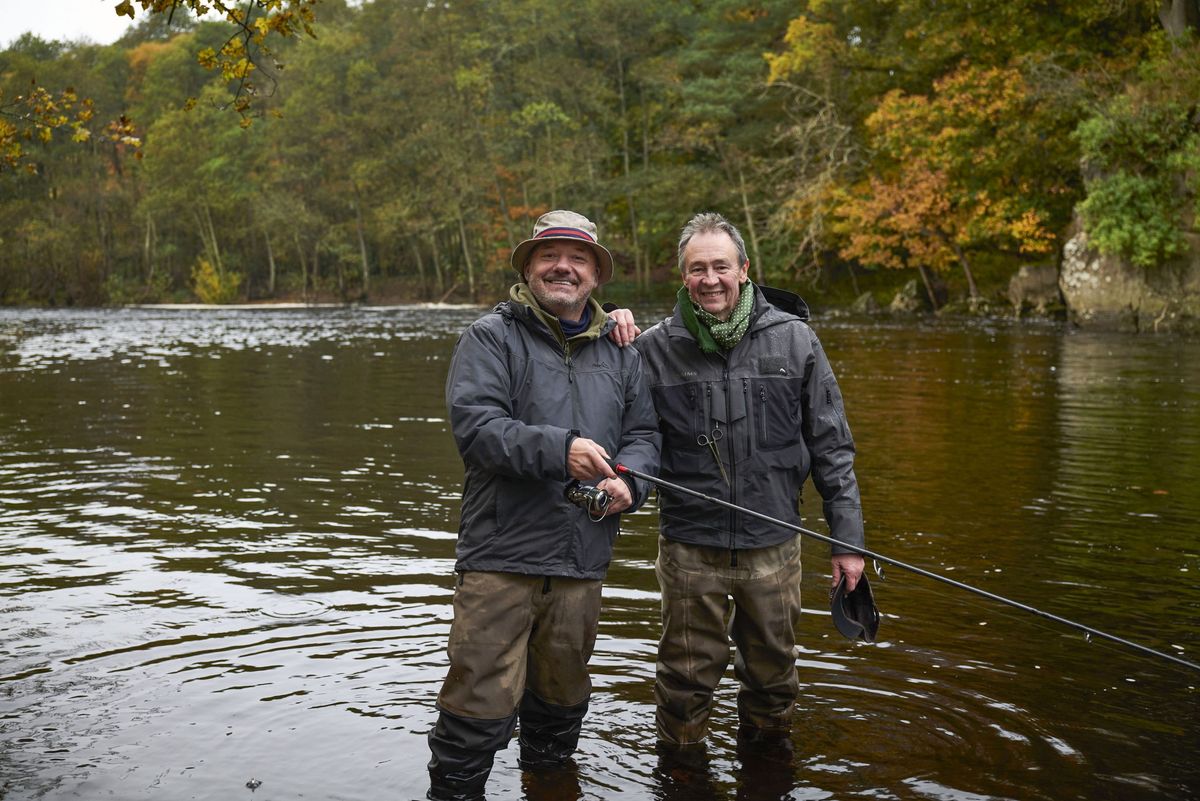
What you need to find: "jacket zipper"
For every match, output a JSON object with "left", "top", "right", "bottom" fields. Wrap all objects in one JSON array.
[
  {"left": 758, "top": 383, "right": 767, "bottom": 444},
  {"left": 723, "top": 363, "right": 736, "bottom": 552}
]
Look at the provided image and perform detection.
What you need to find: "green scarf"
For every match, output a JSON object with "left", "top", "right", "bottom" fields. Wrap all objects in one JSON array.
[{"left": 677, "top": 280, "right": 755, "bottom": 354}]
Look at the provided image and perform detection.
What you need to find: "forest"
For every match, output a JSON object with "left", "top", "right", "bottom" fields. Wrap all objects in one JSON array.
[{"left": 1, "top": 0, "right": 1198, "bottom": 308}]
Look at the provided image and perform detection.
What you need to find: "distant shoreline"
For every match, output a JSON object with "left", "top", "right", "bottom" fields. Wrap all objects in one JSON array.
[{"left": 126, "top": 301, "right": 487, "bottom": 310}]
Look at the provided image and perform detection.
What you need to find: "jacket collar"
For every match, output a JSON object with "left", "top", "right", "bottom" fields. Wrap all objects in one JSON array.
[
  {"left": 668, "top": 283, "right": 807, "bottom": 341},
  {"left": 505, "top": 283, "right": 613, "bottom": 347}
]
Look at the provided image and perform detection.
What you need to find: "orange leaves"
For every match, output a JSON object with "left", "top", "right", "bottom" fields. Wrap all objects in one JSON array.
[
  {"left": 836, "top": 62, "right": 1058, "bottom": 272},
  {"left": 836, "top": 169, "right": 959, "bottom": 272}
]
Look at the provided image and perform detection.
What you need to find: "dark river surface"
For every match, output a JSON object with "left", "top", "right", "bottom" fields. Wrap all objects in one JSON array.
[{"left": 0, "top": 305, "right": 1197, "bottom": 801}]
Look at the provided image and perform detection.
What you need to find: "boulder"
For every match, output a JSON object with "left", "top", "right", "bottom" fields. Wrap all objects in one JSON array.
[
  {"left": 1008, "top": 263, "right": 1064, "bottom": 317},
  {"left": 850, "top": 291, "right": 881, "bottom": 314},
  {"left": 889, "top": 279, "right": 929, "bottom": 314}
]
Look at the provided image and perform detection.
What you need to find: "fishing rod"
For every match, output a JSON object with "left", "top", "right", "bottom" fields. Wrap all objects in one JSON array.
[{"left": 614, "top": 464, "right": 1200, "bottom": 674}]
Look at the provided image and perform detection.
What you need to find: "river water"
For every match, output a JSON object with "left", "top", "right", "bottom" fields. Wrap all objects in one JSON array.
[{"left": 0, "top": 305, "right": 1196, "bottom": 801}]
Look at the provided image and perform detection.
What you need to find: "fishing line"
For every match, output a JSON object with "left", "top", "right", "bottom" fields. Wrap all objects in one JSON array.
[{"left": 615, "top": 464, "right": 1200, "bottom": 674}]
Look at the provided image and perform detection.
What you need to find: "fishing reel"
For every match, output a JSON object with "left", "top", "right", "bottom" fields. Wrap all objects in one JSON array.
[{"left": 564, "top": 480, "right": 611, "bottom": 519}]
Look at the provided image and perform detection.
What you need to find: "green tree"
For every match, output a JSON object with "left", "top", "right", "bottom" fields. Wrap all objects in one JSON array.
[{"left": 1075, "top": 37, "right": 1200, "bottom": 267}]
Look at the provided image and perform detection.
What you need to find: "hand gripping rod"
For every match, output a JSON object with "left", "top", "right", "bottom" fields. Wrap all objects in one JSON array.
[{"left": 614, "top": 464, "right": 1200, "bottom": 674}]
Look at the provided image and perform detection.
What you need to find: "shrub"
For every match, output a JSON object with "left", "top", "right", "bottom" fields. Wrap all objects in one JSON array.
[{"left": 191, "top": 257, "right": 243, "bottom": 304}]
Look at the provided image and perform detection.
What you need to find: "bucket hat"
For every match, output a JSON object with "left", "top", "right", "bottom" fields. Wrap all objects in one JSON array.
[
  {"left": 830, "top": 573, "right": 880, "bottom": 642},
  {"left": 510, "top": 210, "right": 615, "bottom": 285}
]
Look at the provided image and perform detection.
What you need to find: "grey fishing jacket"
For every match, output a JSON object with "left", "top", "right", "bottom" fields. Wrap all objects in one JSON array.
[
  {"left": 634, "top": 285, "right": 864, "bottom": 554},
  {"left": 445, "top": 288, "right": 661, "bottom": 579}
]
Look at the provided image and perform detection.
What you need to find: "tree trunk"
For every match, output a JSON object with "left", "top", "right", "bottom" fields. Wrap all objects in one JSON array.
[
  {"left": 294, "top": 231, "right": 309, "bottom": 302},
  {"left": 411, "top": 240, "right": 427, "bottom": 299},
  {"left": 431, "top": 230, "right": 445, "bottom": 295},
  {"left": 586, "top": 160, "right": 602, "bottom": 237},
  {"left": 546, "top": 128, "right": 558, "bottom": 209},
  {"left": 951, "top": 241, "right": 981, "bottom": 301},
  {"left": 144, "top": 215, "right": 155, "bottom": 283},
  {"left": 354, "top": 192, "right": 370, "bottom": 298},
  {"left": 1159, "top": 0, "right": 1200, "bottom": 39},
  {"left": 203, "top": 203, "right": 223, "bottom": 274},
  {"left": 615, "top": 41, "right": 643, "bottom": 289},
  {"left": 265, "top": 230, "right": 277, "bottom": 296},
  {"left": 642, "top": 105, "right": 650, "bottom": 172},
  {"left": 917, "top": 264, "right": 940, "bottom": 310},
  {"left": 493, "top": 178, "right": 518, "bottom": 251},
  {"left": 314, "top": 241, "right": 325, "bottom": 298},
  {"left": 737, "top": 161, "right": 763, "bottom": 284},
  {"left": 193, "top": 208, "right": 215, "bottom": 269},
  {"left": 455, "top": 206, "right": 476, "bottom": 300}
]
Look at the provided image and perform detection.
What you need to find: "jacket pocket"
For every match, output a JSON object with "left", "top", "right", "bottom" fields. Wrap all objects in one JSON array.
[
  {"left": 740, "top": 443, "right": 807, "bottom": 533},
  {"left": 652, "top": 382, "right": 706, "bottom": 455},
  {"left": 752, "top": 377, "right": 803, "bottom": 451},
  {"left": 493, "top": 477, "right": 569, "bottom": 567}
]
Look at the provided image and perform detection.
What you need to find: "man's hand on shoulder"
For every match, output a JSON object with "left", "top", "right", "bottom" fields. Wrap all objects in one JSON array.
[{"left": 603, "top": 305, "right": 640, "bottom": 347}]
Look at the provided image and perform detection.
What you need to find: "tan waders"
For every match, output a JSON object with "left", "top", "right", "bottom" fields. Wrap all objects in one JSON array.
[
  {"left": 427, "top": 571, "right": 602, "bottom": 800},
  {"left": 654, "top": 535, "right": 803, "bottom": 746}
]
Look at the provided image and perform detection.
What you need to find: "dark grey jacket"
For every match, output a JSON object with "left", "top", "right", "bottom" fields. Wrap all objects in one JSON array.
[
  {"left": 445, "top": 290, "right": 661, "bottom": 579},
  {"left": 634, "top": 285, "right": 864, "bottom": 554}
]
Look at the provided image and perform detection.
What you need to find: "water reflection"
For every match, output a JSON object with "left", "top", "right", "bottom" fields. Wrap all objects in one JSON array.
[{"left": 0, "top": 308, "right": 1197, "bottom": 800}]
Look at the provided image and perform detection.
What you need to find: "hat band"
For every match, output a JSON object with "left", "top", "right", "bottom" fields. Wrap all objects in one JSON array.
[{"left": 535, "top": 227, "right": 596, "bottom": 244}]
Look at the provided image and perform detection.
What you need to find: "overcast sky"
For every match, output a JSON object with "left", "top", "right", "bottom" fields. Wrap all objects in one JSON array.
[{"left": 1, "top": 0, "right": 137, "bottom": 48}]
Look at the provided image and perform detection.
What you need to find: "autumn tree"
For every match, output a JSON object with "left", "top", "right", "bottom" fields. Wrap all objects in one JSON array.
[
  {"left": 765, "top": 0, "right": 1163, "bottom": 299},
  {"left": 835, "top": 66, "right": 1067, "bottom": 306}
]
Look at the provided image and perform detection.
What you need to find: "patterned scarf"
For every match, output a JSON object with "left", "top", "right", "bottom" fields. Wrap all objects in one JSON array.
[{"left": 677, "top": 280, "right": 755, "bottom": 354}]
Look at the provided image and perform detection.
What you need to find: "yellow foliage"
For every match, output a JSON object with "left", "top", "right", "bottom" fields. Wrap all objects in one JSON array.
[
  {"left": 765, "top": 16, "right": 839, "bottom": 84},
  {"left": 191, "top": 258, "right": 243, "bottom": 304}
]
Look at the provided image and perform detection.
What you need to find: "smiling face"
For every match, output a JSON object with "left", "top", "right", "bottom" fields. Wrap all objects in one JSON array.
[
  {"left": 681, "top": 230, "right": 749, "bottom": 321},
  {"left": 523, "top": 241, "right": 599, "bottom": 321}
]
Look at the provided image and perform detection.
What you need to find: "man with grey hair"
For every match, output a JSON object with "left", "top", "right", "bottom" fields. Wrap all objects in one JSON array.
[
  {"left": 633, "top": 211, "right": 866, "bottom": 750},
  {"left": 429, "top": 209, "right": 660, "bottom": 800}
]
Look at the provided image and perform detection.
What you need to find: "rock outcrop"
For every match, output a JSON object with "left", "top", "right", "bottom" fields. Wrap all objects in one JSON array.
[
  {"left": 1008, "top": 264, "right": 1064, "bottom": 317},
  {"left": 1059, "top": 221, "right": 1200, "bottom": 333},
  {"left": 851, "top": 291, "right": 881, "bottom": 314},
  {"left": 888, "top": 279, "right": 928, "bottom": 314}
]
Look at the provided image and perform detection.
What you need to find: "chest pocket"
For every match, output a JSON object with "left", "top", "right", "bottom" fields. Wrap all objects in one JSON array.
[
  {"left": 651, "top": 382, "right": 707, "bottom": 474},
  {"left": 751, "top": 377, "right": 803, "bottom": 450},
  {"left": 571, "top": 359, "right": 626, "bottom": 448}
]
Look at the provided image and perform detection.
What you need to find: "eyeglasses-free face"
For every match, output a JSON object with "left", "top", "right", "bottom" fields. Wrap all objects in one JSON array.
[{"left": 681, "top": 231, "right": 748, "bottom": 321}]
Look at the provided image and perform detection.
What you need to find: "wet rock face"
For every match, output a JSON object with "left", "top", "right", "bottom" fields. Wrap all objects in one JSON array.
[
  {"left": 1059, "top": 225, "right": 1200, "bottom": 333},
  {"left": 888, "top": 274, "right": 947, "bottom": 314},
  {"left": 1008, "top": 264, "right": 1064, "bottom": 317},
  {"left": 851, "top": 291, "right": 881, "bottom": 314},
  {"left": 888, "top": 279, "right": 928, "bottom": 314}
]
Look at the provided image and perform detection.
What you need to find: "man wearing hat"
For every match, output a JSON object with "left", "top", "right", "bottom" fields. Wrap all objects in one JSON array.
[
  {"left": 632, "top": 211, "right": 867, "bottom": 751},
  {"left": 427, "top": 210, "right": 661, "bottom": 800}
]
